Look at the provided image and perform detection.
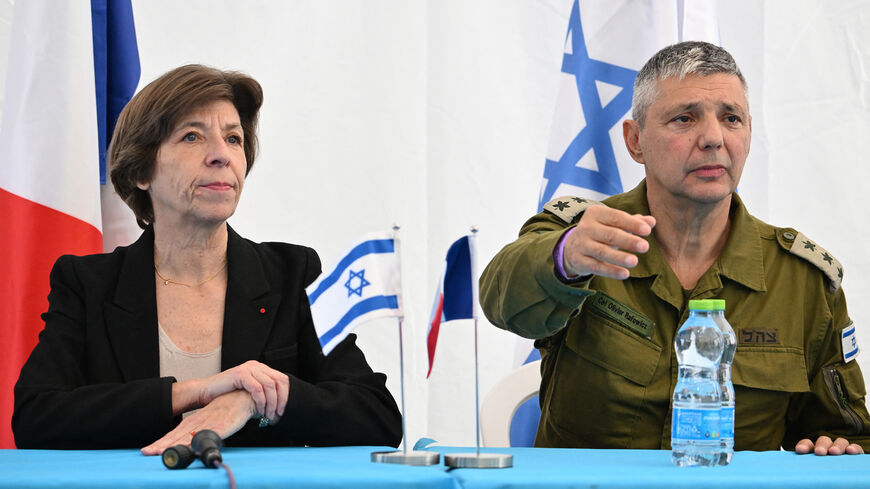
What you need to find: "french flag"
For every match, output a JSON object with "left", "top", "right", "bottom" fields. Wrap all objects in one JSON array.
[
  {"left": 0, "top": 0, "right": 140, "bottom": 448},
  {"left": 426, "top": 235, "right": 476, "bottom": 378}
]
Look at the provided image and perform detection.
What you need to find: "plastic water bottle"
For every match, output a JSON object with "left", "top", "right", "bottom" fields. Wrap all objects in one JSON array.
[
  {"left": 711, "top": 299, "right": 736, "bottom": 465},
  {"left": 671, "top": 299, "right": 724, "bottom": 467}
]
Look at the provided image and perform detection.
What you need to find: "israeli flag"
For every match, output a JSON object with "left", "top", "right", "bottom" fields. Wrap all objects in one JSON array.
[
  {"left": 525, "top": 0, "right": 720, "bottom": 367},
  {"left": 512, "top": 0, "right": 720, "bottom": 448},
  {"left": 537, "top": 0, "right": 719, "bottom": 209},
  {"left": 307, "top": 232, "right": 403, "bottom": 354}
]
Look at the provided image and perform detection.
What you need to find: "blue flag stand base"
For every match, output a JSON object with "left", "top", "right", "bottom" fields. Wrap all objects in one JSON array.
[
  {"left": 371, "top": 450, "right": 440, "bottom": 466},
  {"left": 444, "top": 452, "right": 513, "bottom": 469}
]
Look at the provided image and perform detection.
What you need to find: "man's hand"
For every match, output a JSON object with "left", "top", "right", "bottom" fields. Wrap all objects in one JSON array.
[
  {"left": 141, "top": 390, "right": 267, "bottom": 456},
  {"left": 563, "top": 206, "right": 656, "bottom": 280},
  {"left": 795, "top": 436, "right": 864, "bottom": 455}
]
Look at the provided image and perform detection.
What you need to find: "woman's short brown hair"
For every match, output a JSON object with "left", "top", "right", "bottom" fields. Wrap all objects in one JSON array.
[{"left": 108, "top": 64, "right": 263, "bottom": 228}]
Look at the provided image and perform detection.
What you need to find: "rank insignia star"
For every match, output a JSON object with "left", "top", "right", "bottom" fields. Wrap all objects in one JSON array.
[
  {"left": 802, "top": 240, "right": 816, "bottom": 251},
  {"left": 553, "top": 201, "right": 571, "bottom": 211},
  {"left": 838, "top": 267, "right": 844, "bottom": 280},
  {"left": 572, "top": 197, "right": 587, "bottom": 204},
  {"left": 822, "top": 252, "right": 834, "bottom": 265},
  {"left": 344, "top": 269, "right": 370, "bottom": 297}
]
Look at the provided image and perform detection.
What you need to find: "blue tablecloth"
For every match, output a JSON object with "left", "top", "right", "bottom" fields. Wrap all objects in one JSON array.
[
  {"left": 0, "top": 446, "right": 867, "bottom": 488},
  {"left": 434, "top": 447, "right": 870, "bottom": 489},
  {"left": 0, "top": 446, "right": 458, "bottom": 489}
]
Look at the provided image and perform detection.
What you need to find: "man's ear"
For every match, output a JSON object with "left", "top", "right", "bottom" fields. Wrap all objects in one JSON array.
[{"left": 623, "top": 119, "right": 644, "bottom": 164}]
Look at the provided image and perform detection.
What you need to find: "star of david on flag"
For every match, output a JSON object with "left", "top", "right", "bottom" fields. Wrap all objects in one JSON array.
[
  {"left": 307, "top": 232, "right": 403, "bottom": 354},
  {"left": 344, "top": 270, "right": 370, "bottom": 297},
  {"left": 427, "top": 235, "right": 476, "bottom": 378}
]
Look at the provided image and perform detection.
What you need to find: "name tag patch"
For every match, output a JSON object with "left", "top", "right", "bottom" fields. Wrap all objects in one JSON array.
[
  {"left": 842, "top": 323, "right": 858, "bottom": 363},
  {"left": 588, "top": 292, "right": 654, "bottom": 338}
]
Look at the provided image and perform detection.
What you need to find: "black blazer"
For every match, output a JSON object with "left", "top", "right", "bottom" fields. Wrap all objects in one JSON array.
[{"left": 13, "top": 226, "right": 401, "bottom": 449}]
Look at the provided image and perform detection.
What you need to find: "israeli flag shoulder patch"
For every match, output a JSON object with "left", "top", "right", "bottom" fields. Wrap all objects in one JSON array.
[{"left": 842, "top": 323, "right": 858, "bottom": 363}]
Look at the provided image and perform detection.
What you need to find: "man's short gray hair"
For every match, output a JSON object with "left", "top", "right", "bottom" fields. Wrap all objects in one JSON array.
[{"left": 631, "top": 41, "right": 747, "bottom": 127}]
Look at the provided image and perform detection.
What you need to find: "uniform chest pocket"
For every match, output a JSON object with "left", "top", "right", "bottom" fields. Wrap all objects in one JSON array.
[
  {"left": 545, "top": 306, "right": 662, "bottom": 447},
  {"left": 262, "top": 344, "right": 299, "bottom": 374},
  {"left": 568, "top": 308, "right": 662, "bottom": 385},
  {"left": 731, "top": 346, "right": 809, "bottom": 449},
  {"left": 732, "top": 346, "right": 809, "bottom": 392}
]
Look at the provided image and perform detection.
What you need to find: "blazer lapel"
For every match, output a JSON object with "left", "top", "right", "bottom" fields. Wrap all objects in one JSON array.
[
  {"left": 104, "top": 227, "right": 160, "bottom": 381},
  {"left": 222, "top": 226, "right": 281, "bottom": 369}
]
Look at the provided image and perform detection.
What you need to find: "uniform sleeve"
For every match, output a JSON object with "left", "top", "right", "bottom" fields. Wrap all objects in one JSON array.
[
  {"left": 479, "top": 212, "right": 595, "bottom": 339},
  {"left": 12, "top": 256, "right": 176, "bottom": 449},
  {"left": 783, "top": 286, "right": 870, "bottom": 450},
  {"left": 228, "top": 247, "right": 402, "bottom": 448}
]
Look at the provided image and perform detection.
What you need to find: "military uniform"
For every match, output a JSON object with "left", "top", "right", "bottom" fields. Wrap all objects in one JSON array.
[{"left": 480, "top": 181, "right": 870, "bottom": 450}]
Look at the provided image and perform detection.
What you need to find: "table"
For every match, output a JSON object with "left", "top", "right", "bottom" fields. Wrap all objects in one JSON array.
[
  {"left": 435, "top": 447, "right": 870, "bottom": 489},
  {"left": 0, "top": 446, "right": 458, "bottom": 489},
  {"left": 0, "top": 446, "right": 867, "bottom": 488}
]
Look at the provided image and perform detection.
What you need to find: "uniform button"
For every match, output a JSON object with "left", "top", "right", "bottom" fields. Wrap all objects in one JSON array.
[{"left": 783, "top": 232, "right": 795, "bottom": 240}]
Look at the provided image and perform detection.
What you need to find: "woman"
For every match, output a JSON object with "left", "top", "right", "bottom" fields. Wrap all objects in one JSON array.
[{"left": 12, "top": 65, "right": 402, "bottom": 453}]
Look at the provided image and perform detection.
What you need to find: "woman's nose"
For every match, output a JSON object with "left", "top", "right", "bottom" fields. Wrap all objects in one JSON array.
[{"left": 205, "top": 138, "right": 232, "bottom": 167}]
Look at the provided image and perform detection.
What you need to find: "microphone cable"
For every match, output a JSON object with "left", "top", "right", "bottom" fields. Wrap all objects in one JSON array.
[{"left": 215, "top": 461, "right": 237, "bottom": 489}]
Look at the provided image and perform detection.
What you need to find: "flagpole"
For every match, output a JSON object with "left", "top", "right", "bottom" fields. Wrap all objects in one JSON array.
[
  {"left": 371, "top": 224, "right": 439, "bottom": 466},
  {"left": 473, "top": 317, "right": 486, "bottom": 458},
  {"left": 445, "top": 227, "right": 512, "bottom": 469},
  {"left": 397, "top": 315, "right": 408, "bottom": 455}
]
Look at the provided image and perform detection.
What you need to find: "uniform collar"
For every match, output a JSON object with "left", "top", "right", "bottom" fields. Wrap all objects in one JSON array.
[
  {"left": 606, "top": 181, "right": 766, "bottom": 308},
  {"left": 714, "top": 192, "right": 766, "bottom": 292}
]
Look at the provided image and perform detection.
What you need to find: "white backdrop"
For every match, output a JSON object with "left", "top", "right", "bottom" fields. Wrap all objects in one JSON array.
[{"left": 1, "top": 0, "right": 869, "bottom": 447}]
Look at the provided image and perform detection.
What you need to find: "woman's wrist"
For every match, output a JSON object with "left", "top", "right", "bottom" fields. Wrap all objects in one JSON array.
[{"left": 170, "top": 378, "right": 206, "bottom": 415}]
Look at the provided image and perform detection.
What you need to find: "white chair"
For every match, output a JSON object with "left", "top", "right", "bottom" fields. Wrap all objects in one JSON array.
[{"left": 480, "top": 360, "right": 542, "bottom": 447}]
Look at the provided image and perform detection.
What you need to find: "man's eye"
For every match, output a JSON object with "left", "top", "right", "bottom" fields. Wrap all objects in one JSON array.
[
  {"left": 725, "top": 115, "right": 741, "bottom": 123},
  {"left": 673, "top": 115, "right": 691, "bottom": 123}
]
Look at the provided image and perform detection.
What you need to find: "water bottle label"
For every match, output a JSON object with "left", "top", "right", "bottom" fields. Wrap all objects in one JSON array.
[
  {"left": 672, "top": 407, "right": 721, "bottom": 441},
  {"left": 720, "top": 407, "right": 734, "bottom": 439}
]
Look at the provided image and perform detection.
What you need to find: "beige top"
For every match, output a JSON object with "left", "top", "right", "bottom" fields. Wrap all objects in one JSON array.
[{"left": 158, "top": 324, "right": 221, "bottom": 383}]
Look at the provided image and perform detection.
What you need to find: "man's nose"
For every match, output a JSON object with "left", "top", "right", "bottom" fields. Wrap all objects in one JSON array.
[{"left": 698, "top": 116, "right": 724, "bottom": 150}]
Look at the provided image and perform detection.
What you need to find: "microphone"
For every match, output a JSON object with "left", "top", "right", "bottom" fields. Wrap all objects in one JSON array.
[
  {"left": 162, "top": 444, "right": 196, "bottom": 469},
  {"left": 191, "top": 429, "right": 223, "bottom": 469}
]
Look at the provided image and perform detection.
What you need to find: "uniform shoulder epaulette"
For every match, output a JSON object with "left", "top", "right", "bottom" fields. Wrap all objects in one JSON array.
[
  {"left": 776, "top": 228, "right": 843, "bottom": 292},
  {"left": 542, "top": 196, "right": 604, "bottom": 224}
]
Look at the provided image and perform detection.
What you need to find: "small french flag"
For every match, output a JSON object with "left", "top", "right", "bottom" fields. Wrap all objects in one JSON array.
[{"left": 427, "top": 235, "right": 476, "bottom": 378}]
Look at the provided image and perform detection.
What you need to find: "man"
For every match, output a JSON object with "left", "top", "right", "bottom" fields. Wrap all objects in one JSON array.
[{"left": 480, "top": 41, "right": 869, "bottom": 455}]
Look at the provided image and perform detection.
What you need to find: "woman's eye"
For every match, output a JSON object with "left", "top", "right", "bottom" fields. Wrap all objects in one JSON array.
[
  {"left": 227, "top": 135, "right": 241, "bottom": 145},
  {"left": 182, "top": 133, "right": 197, "bottom": 142}
]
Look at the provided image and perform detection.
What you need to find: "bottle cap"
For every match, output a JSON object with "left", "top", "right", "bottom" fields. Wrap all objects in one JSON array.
[
  {"left": 688, "top": 299, "right": 716, "bottom": 311},
  {"left": 710, "top": 299, "right": 726, "bottom": 311}
]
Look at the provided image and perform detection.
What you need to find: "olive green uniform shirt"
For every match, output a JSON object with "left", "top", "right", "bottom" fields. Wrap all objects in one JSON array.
[{"left": 480, "top": 181, "right": 870, "bottom": 450}]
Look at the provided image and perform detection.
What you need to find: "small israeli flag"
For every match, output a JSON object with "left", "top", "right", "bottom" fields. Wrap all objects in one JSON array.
[
  {"left": 307, "top": 232, "right": 403, "bottom": 354},
  {"left": 842, "top": 323, "right": 858, "bottom": 363}
]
